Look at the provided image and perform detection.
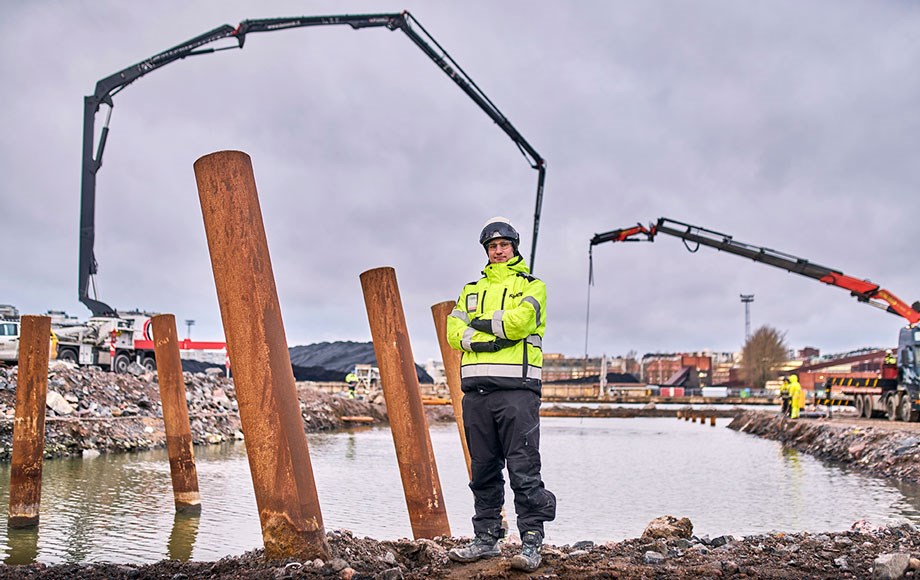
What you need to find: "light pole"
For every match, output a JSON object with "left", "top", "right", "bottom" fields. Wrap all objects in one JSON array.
[
  {"left": 740, "top": 295, "right": 754, "bottom": 341},
  {"left": 184, "top": 319, "right": 195, "bottom": 341}
]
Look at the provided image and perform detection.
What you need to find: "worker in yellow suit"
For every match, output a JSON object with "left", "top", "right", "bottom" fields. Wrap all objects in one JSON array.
[
  {"left": 787, "top": 374, "right": 803, "bottom": 419},
  {"left": 345, "top": 372, "right": 358, "bottom": 399}
]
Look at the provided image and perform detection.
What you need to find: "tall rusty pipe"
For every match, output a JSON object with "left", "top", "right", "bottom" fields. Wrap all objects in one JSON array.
[
  {"left": 361, "top": 267, "right": 450, "bottom": 539},
  {"left": 8, "top": 316, "right": 51, "bottom": 528},
  {"left": 151, "top": 314, "right": 201, "bottom": 513},
  {"left": 431, "top": 300, "right": 471, "bottom": 480},
  {"left": 194, "top": 150, "right": 328, "bottom": 560}
]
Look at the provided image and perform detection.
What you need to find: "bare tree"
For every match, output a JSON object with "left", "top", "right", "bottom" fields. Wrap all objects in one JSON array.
[{"left": 741, "top": 326, "right": 789, "bottom": 389}]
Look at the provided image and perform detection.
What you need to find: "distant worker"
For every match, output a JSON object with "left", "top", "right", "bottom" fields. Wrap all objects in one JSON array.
[
  {"left": 779, "top": 376, "right": 791, "bottom": 417},
  {"left": 345, "top": 371, "right": 358, "bottom": 399},
  {"left": 787, "top": 374, "right": 803, "bottom": 419},
  {"left": 446, "top": 216, "right": 555, "bottom": 573},
  {"left": 882, "top": 349, "right": 898, "bottom": 380}
]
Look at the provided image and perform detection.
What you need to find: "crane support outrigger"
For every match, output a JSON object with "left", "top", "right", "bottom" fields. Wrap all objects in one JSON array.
[
  {"left": 589, "top": 216, "right": 920, "bottom": 421},
  {"left": 80, "top": 11, "right": 546, "bottom": 317}
]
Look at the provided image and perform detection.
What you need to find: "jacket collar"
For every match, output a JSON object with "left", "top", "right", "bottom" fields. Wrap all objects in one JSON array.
[{"left": 482, "top": 255, "right": 529, "bottom": 282}]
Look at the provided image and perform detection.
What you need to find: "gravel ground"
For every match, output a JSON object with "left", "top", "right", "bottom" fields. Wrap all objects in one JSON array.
[{"left": 4, "top": 370, "right": 920, "bottom": 578}]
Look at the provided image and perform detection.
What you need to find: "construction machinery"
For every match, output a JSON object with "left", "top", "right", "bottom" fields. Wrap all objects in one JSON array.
[
  {"left": 0, "top": 307, "right": 225, "bottom": 372},
  {"left": 80, "top": 11, "right": 546, "bottom": 319},
  {"left": 588, "top": 217, "right": 920, "bottom": 421}
]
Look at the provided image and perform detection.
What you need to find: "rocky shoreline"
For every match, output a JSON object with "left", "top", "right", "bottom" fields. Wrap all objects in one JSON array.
[
  {"left": 4, "top": 370, "right": 920, "bottom": 578},
  {"left": 0, "top": 363, "right": 454, "bottom": 462}
]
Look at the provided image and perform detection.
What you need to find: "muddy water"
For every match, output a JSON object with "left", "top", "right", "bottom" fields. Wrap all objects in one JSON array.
[{"left": 1, "top": 417, "right": 919, "bottom": 564}]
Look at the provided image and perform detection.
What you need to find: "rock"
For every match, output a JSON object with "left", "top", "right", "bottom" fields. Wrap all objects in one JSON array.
[
  {"left": 126, "top": 362, "right": 146, "bottom": 376},
  {"left": 834, "top": 536, "right": 853, "bottom": 546},
  {"left": 641, "top": 515, "right": 693, "bottom": 540},
  {"left": 642, "top": 402, "right": 656, "bottom": 410},
  {"left": 414, "top": 538, "right": 448, "bottom": 566},
  {"left": 46, "top": 390, "right": 75, "bottom": 415},
  {"left": 567, "top": 549, "right": 589, "bottom": 557},
  {"left": 326, "top": 558, "right": 348, "bottom": 572},
  {"left": 710, "top": 535, "right": 734, "bottom": 548},
  {"left": 722, "top": 561, "right": 739, "bottom": 575},
  {"left": 873, "top": 553, "right": 910, "bottom": 579},
  {"left": 643, "top": 551, "right": 665, "bottom": 564},
  {"left": 380, "top": 551, "right": 397, "bottom": 565},
  {"left": 376, "top": 568, "right": 403, "bottom": 580},
  {"left": 834, "top": 557, "right": 849, "bottom": 570},
  {"left": 205, "top": 367, "right": 224, "bottom": 376},
  {"left": 572, "top": 540, "right": 594, "bottom": 550},
  {"left": 910, "top": 557, "right": 920, "bottom": 571},
  {"left": 312, "top": 559, "right": 324, "bottom": 568},
  {"left": 339, "top": 567, "right": 356, "bottom": 579},
  {"left": 672, "top": 539, "right": 693, "bottom": 550}
]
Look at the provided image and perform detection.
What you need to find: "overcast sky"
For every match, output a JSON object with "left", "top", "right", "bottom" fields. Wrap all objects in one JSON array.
[{"left": 2, "top": 1, "right": 918, "bottom": 363}]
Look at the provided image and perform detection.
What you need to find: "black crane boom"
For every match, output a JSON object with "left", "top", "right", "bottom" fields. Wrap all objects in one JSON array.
[{"left": 80, "top": 11, "right": 545, "bottom": 316}]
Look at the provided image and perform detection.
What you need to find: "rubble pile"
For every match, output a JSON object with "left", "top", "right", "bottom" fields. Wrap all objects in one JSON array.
[
  {"left": 729, "top": 411, "right": 920, "bottom": 484},
  {"left": 0, "top": 363, "right": 398, "bottom": 462},
  {"left": 4, "top": 519, "right": 920, "bottom": 578}
]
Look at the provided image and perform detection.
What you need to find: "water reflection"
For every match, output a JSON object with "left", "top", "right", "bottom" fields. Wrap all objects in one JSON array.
[
  {"left": 1, "top": 418, "right": 919, "bottom": 564},
  {"left": 4, "top": 526, "right": 37, "bottom": 565},
  {"left": 167, "top": 512, "right": 200, "bottom": 561}
]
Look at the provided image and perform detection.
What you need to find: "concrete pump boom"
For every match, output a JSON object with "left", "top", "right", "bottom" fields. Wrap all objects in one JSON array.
[
  {"left": 80, "top": 11, "right": 546, "bottom": 317},
  {"left": 590, "top": 217, "right": 920, "bottom": 326}
]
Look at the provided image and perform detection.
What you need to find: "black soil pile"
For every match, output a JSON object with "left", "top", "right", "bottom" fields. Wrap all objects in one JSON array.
[{"left": 289, "top": 341, "right": 433, "bottom": 383}]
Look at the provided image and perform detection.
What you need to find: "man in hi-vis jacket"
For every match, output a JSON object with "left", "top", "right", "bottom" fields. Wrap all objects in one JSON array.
[{"left": 446, "top": 216, "right": 556, "bottom": 573}]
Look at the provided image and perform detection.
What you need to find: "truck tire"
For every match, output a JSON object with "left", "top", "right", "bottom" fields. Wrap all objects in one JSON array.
[
  {"left": 853, "top": 395, "right": 869, "bottom": 417},
  {"left": 112, "top": 353, "right": 131, "bottom": 374},
  {"left": 886, "top": 395, "right": 900, "bottom": 421},
  {"left": 142, "top": 356, "right": 156, "bottom": 372},
  {"left": 899, "top": 395, "right": 918, "bottom": 422},
  {"left": 56, "top": 348, "right": 78, "bottom": 364},
  {"left": 862, "top": 395, "right": 874, "bottom": 419}
]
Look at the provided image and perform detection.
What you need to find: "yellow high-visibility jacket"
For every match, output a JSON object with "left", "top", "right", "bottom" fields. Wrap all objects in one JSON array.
[
  {"left": 447, "top": 255, "right": 546, "bottom": 394},
  {"left": 788, "top": 378, "right": 804, "bottom": 417}
]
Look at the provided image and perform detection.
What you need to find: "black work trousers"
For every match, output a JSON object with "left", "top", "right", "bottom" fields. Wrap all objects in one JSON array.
[{"left": 462, "top": 388, "right": 556, "bottom": 537}]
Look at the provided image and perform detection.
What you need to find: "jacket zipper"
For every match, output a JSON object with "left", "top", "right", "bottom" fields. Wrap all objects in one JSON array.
[{"left": 500, "top": 287, "right": 507, "bottom": 309}]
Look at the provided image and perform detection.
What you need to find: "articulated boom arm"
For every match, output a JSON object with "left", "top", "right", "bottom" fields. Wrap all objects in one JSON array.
[
  {"left": 80, "top": 11, "right": 545, "bottom": 317},
  {"left": 591, "top": 217, "right": 920, "bottom": 326}
]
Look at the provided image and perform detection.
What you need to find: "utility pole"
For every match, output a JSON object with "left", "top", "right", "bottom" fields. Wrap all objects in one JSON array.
[
  {"left": 184, "top": 319, "right": 195, "bottom": 341},
  {"left": 740, "top": 295, "right": 754, "bottom": 341}
]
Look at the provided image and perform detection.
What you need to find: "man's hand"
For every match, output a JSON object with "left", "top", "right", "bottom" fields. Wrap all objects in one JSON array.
[
  {"left": 470, "top": 317, "right": 493, "bottom": 334},
  {"left": 469, "top": 338, "right": 520, "bottom": 352},
  {"left": 470, "top": 341, "right": 502, "bottom": 353}
]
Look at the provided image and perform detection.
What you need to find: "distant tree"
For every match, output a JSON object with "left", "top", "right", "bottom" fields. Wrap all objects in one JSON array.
[{"left": 741, "top": 326, "right": 789, "bottom": 389}]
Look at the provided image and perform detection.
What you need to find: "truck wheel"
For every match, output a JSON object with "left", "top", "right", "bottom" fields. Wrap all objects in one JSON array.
[
  {"left": 57, "top": 348, "right": 78, "bottom": 364},
  {"left": 854, "top": 396, "right": 865, "bottom": 418},
  {"left": 886, "top": 395, "right": 900, "bottom": 421},
  {"left": 112, "top": 353, "right": 131, "bottom": 374},
  {"left": 899, "top": 395, "right": 918, "bottom": 422},
  {"left": 862, "top": 395, "right": 874, "bottom": 419},
  {"left": 142, "top": 357, "right": 156, "bottom": 372}
]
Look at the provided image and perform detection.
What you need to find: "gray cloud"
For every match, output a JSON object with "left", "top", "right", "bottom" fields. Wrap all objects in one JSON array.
[{"left": 1, "top": 1, "right": 918, "bottom": 364}]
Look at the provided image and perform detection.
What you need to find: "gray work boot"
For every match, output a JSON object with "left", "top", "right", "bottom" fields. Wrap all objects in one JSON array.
[
  {"left": 448, "top": 532, "right": 501, "bottom": 563},
  {"left": 510, "top": 530, "right": 543, "bottom": 572}
]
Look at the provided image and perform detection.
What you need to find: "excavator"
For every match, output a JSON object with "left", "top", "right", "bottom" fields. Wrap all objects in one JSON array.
[
  {"left": 588, "top": 217, "right": 920, "bottom": 421},
  {"left": 80, "top": 11, "right": 546, "bottom": 318}
]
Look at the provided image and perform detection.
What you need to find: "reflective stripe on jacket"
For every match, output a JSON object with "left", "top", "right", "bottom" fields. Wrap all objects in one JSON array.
[{"left": 446, "top": 255, "right": 545, "bottom": 395}]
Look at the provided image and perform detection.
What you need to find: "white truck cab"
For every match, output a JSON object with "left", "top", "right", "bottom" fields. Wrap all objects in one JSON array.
[{"left": 0, "top": 320, "right": 20, "bottom": 363}]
